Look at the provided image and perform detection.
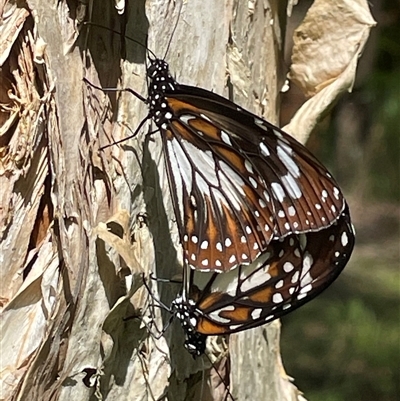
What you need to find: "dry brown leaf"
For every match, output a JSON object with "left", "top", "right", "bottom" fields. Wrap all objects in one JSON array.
[
  {"left": 284, "top": 0, "right": 376, "bottom": 143},
  {"left": 289, "top": 0, "right": 376, "bottom": 97}
]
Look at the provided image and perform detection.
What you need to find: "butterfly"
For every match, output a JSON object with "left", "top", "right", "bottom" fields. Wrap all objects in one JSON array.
[
  {"left": 170, "top": 204, "right": 354, "bottom": 356},
  {"left": 139, "top": 55, "right": 349, "bottom": 273},
  {"left": 85, "top": 29, "right": 355, "bottom": 365}
]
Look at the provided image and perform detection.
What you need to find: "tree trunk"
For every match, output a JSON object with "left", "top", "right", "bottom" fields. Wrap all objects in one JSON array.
[{"left": 0, "top": 1, "right": 374, "bottom": 400}]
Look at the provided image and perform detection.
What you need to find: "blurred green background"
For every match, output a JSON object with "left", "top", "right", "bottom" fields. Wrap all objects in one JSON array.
[{"left": 280, "top": 1, "right": 400, "bottom": 401}]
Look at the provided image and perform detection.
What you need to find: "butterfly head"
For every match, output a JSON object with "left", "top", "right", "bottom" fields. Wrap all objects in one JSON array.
[
  {"left": 146, "top": 58, "right": 176, "bottom": 90},
  {"left": 147, "top": 58, "right": 169, "bottom": 77}
]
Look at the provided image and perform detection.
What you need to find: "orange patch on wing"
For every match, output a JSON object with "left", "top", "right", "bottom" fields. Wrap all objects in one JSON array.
[
  {"left": 220, "top": 306, "right": 251, "bottom": 322},
  {"left": 266, "top": 261, "right": 279, "bottom": 277},
  {"left": 183, "top": 189, "right": 197, "bottom": 259},
  {"left": 197, "top": 318, "right": 228, "bottom": 335},
  {"left": 164, "top": 128, "right": 174, "bottom": 140},
  {"left": 248, "top": 286, "right": 274, "bottom": 303},
  {"left": 216, "top": 146, "right": 246, "bottom": 171},
  {"left": 221, "top": 202, "right": 242, "bottom": 237},
  {"left": 189, "top": 119, "right": 221, "bottom": 140},
  {"left": 167, "top": 98, "right": 201, "bottom": 114},
  {"left": 197, "top": 292, "right": 225, "bottom": 310},
  {"left": 204, "top": 195, "right": 219, "bottom": 247},
  {"left": 167, "top": 98, "right": 221, "bottom": 140}
]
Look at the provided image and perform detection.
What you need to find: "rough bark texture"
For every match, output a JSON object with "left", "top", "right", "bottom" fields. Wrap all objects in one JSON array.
[{"left": 0, "top": 1, "right": 374, "bottom": 400}]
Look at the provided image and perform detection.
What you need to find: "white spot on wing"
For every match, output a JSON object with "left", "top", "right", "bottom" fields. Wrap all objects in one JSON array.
[
  {"left": 291, "top": 271, "right": 300, "bottom": 284},
  {"left": 200, "top": 240, "right": 208, "bottom": 250},
  {"left": 341, "top": 231, "right": 348, "bottom": 246},
  {"left": 209, "top": 309, "right": 232, "bottom": 324},
  {"left": 301, "top": 272, "right": 313, "bottom": 287},
  {"left": 281, "top": 174, "right": 302, "bottom": 199},
  {"left": 283, "top": 262, "right": 294, "bottom": 272},
  {"left": 333, "top": 187, "right": 340, "bottom": 200},
  {"left": 271, "top": 182, "right": 285, "bottom": 202},
  {"left": 200, "top": 113, "right": 212, "bottom": 122},
  {"left": 273, "top": 293, "right": 284, "bottom": 303},
  {"left": 249, "top": 177, "right": 258, "bottom": 188},
  {"left": 263, "top": 190, "right": 270, "bottom": 202},
  {"left": 299, "top": 283, "right": 313, "bottom": 294},
  {"left": 251, "top": 308, "right": 262, "bottom": 319},
  {"left": 221, "top": 130, "right": 232, "bottom": 145},
  {"left": 277, "top": 145, "right": 300, "bottom": 176},
  {"left": 245, "top": 159, "right": 254, "bottom": 173},
  {"left": 180, "top": 114, "right": 195, "bottom": 124},
  {"left": 260, "top": 142, "right": 270, "bottom": 157}
]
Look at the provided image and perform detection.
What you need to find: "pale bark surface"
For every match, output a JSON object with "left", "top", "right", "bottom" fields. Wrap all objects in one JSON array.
[{"left": 0, "top": 1, "right": 374, "bottom": 400}]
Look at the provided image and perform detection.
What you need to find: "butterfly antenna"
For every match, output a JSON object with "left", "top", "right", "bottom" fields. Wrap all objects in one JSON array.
[
  {"left": 163, "top": 0, "right": 183, "bottom": 59},
  {"left": 83, "top": 21, "right": 157, "bottom": 60},
  {"left": 143, "top": 274, "right": 173, "bottom": 312}
]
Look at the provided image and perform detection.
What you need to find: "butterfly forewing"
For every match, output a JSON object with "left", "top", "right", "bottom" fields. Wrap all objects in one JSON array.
[
  {"left": 145, "top": 58, "right": 348, "bottom": 272},
  {"left": 181, "top": 204, "right": 354, "bottom": 335},
  {"left": 160, "top": 88, "right": 345, "bottom": 272}
]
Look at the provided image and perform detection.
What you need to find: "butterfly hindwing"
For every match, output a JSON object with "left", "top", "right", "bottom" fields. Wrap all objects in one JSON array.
[{"left": 180, "top": 204, "right": 354, "bottom": 335}]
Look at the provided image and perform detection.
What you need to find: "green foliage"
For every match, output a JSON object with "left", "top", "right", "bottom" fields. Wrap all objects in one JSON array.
[
  {"left": 365, "top": 69, "right": 400, "bottom": 202},
  {"left": 281, "top": 252, "right": 400, "bottom": 401}
]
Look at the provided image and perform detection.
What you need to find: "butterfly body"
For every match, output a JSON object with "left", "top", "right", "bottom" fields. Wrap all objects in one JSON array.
[{"left": 145, "top": 57, "right": 347, "bottom": 273}]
